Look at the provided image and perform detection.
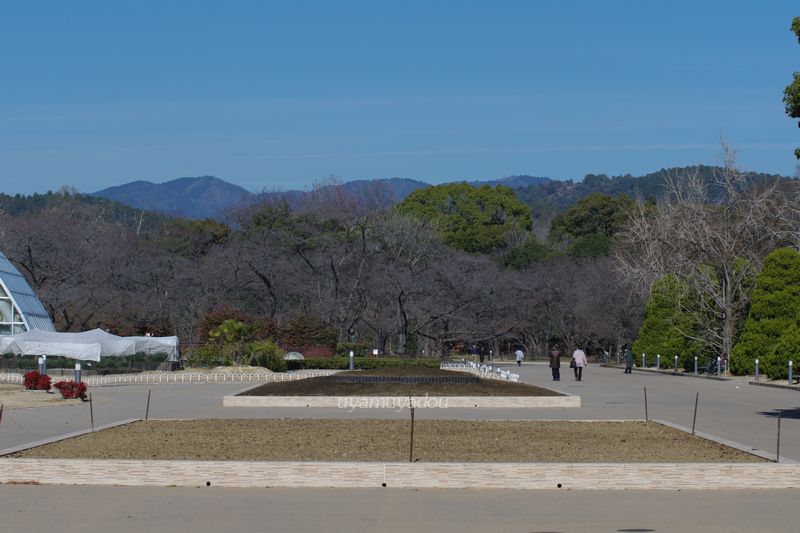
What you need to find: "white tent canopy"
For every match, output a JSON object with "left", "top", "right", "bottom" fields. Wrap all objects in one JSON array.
[{"left": 0, "top": 328, "right": 179, "bottom": 362}]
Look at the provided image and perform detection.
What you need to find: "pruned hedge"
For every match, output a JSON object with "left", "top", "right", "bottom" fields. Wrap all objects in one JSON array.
[{"left": 300, "top": 357, "right": 441, "bottom": 370}]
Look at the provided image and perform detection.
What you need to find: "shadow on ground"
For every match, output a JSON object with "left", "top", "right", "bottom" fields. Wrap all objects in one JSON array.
[{"left": 758, "top": 408, "right": 800, "bottom": 419}]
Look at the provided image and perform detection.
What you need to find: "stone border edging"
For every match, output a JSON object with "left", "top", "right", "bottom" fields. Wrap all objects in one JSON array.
[
  {"left": 223, "top": 393, "right": 580, "bottom": 408},
  {"left": 0, "top": 458, "right": 796, "bottom": 490},
  {"left": 603, "top": 365, "right": 731, "bottom": 381},
  {"left": 0, "top": 419, "right": 141, "bottom": 457},
  {"left": 748, "top": 381, "right": 800, "bottom": 392}
]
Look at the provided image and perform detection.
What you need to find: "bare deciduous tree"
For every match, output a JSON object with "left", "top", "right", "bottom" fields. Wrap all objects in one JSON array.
[{"left": 615, "top": 144, "right": 799, "bottom": 361}]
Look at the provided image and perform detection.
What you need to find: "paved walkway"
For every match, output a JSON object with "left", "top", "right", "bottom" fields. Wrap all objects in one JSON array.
[
  {"left": 1, "top": 363, "right": 798, "bottom": 459},
  {"left": 1, "top": 485, "right": 798, "bottom": 533}
]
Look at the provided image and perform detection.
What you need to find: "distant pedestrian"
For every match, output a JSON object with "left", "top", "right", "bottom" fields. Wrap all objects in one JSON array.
[
  {"left": 515, "top": 348, "right": 524, "bottom": 367},
  {"left": 624, "top": 347, "right": 634, "bottom": 374},
  {"left": 548, "top": 345, "right": 561, "bottom": 381},
  {"left": 572, "top": 347, "right": 587, "bottom": 381}
]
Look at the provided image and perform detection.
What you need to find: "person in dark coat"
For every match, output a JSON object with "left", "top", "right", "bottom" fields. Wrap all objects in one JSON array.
[
  {"left": 624, "top": 347, "right": 634, "bottom": 374},
  {"left": 548, "top": 345, "right": 561, "bottom": 381}
]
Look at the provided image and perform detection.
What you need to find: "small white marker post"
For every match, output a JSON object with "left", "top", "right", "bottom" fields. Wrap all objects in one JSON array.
[
  {"left": 642, "top": 353, "right": 645, "bottom": 369},
  {"left": 74, "top": 363, "right": 81, "bottom": 384},
  {"left": 789, "top": 360, "right": 793, "bottom": 385},
  {"left": 656, "top": 354, "right": 660, "bottom": 371},
  {"left": 694, "top": 356, "right": 698, "bottom": 375},
  {"left": 755, "top": 359, "right": 759, "bottom": 382},
  {"left": 674, "top": 355, "right": 678, "bottom": 372},
  {"left": 349, "top": 350, "right": 354, "bottom": 371}
]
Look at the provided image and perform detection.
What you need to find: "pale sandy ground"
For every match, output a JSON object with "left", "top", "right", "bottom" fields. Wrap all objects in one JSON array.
[{"left": 0, "top": 384, "right": 81, "bottom": 409}]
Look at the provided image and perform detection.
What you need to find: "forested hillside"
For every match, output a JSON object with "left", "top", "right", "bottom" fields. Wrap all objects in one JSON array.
[
  {"left": 516, "top": 165, "right": 789, "bottom": 222},
  {"left": 0, "top": 181, "right": 641, "bottom": 358},
  {"left": 2, "top": 162, "right": 796, "bottom": 366}
]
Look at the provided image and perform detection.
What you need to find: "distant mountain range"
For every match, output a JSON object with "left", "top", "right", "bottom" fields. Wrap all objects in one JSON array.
[
  {"left": 92, "top": 175, "right": 550, "bottom": 219},
  {"left": 87, "top": 168, "right": 791, "bottom": 221},
  {"left": 93, "top": 176, "right": 252, "bottom": 220}
]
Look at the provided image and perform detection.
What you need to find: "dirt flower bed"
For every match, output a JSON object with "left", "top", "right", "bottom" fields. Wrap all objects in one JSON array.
[
  {"left": 241, "top": 367, "right": 558, "bottom": 397},
  {"left": 12, "top": 419, "right": 763, "bottom": 463}
]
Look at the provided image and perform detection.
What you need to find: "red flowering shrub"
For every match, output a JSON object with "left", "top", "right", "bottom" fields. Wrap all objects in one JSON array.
[
  {"left": 23, "top": 371, "right": 52, "bottom": 391},
  {"left": 53, "top": 381, "right": 88, "bottom": 400}
]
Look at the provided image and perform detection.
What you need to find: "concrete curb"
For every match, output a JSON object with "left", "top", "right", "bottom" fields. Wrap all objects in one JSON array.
[
  {"left": 0, "top": 458, "right": 795, "bottom": 490},
  {"left": 603, "top": 365, "right": 731, "bottom": 381},
  {"left": 225, "top": 381, "right": 579, "bottom": 409},
  {"left": 748, "top": 381, "right": 800, "bottom": 392},
  {"left": 223, "top": 394, "right": 581, "bottom": 408}
]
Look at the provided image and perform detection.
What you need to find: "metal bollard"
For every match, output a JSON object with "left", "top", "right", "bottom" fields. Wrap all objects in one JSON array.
[
  {"left": 642, "top": 353, "right": 646, "bottom": 369},
  {"left": 38, "top": 357, "right": 45, "bottom": 376},
  {"left": 717, "top": 356, "right": 721, "bottom": 377},
  {"left": 694, "top": 356, "right": 698, "bottom": 375},
  {"left": 349, "top": 350, "right": 354, "bottom": 371},
  {"left": 656, "top": 354, "right": 660, "bottom": 371},
  {"left": 74, "top": 363, "right": 81, "bottom": 384},
  {"left": 755, "top": 359, "right": 759, "bottom": 382},
  {"left": 789, "top": 360, "right": 793, "bottom": 385},
  {"left": 674, "top": 355, "right": 678, "bottom": 372}
]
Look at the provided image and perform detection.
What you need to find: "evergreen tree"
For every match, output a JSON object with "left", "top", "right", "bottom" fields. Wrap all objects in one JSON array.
[
  {"left": 730, "top": 247, "right": 800, "bottom": 375},
  {"left": 632, "top": 275, "right": 706, "bottom": 369},
  {"left": 549, "top": 193, "right": 634, "bottom": 257},
  {"left": 396, "top": 182, "right": 531, "bottom": 254}
]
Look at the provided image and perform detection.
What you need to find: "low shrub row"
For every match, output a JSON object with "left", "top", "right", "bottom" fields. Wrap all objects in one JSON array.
[
  {"left": 23, "top": 371, "right": 89, "bottom": 400},
  {"left": 300, "top": 357, "right": 441, "bottom": 370}
]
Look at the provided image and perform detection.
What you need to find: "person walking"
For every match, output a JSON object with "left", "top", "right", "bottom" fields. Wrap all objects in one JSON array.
[
  {"left": 515, "top": 348, "right": 524, "bottom": 367},
  {"left": 572, "top": 347, "right": 587, "bottom": 381},
  {"left": 624, "top": 346, "right": 634, "bottom": 374},
  {"left": 548, "top": 345, "right": 561, "bottom": 381}
]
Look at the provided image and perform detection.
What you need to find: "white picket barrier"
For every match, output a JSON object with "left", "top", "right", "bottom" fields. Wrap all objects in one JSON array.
[
  {"left": 0, "top": 369, "right": 338, "bottom": 387},
  {"left": 440, "top": 361, "right": 519, "bottom": 382}
]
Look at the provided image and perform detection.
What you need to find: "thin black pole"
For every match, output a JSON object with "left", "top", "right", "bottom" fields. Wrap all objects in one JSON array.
[
  {"left": 776, "top": 409, "right": 782, "bottom": 463},
  {"left": 644, "top": 386, "right": 649, "bottom": 422},
  {"left": 89, "top": 393, "right": 94, "bottom": 432},
  {"left": 145, "top": 390, "right": 152, "bottom": 421},
  {"left": 692, "top": 393, "right": 699, "bottom": 435},
  {"left": 0, "top": 403, "right": 4, "bottom": 426},
  {"left": 409, "top": 406, "right": 415, "bottom": 462}
]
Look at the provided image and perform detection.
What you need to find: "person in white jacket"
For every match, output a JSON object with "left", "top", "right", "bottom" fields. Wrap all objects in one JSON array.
[{"left": 571, "top": 348, "right": 587, "bottom": 381}]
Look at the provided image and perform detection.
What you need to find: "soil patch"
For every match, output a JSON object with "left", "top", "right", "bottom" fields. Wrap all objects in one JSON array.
[
  {"left": 11, "top": 419, "right": 763, "bottom": 463},
  {"left": 242, "top": 367, "right": 557, "bottom": 396},
  {"left": 0, "top": 384, "right": 81, "bottom": 409}
]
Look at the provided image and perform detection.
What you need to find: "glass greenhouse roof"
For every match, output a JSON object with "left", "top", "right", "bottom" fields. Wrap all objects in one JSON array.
[{"left": 0, "top": 251, "right": 55, "bottom": 333}]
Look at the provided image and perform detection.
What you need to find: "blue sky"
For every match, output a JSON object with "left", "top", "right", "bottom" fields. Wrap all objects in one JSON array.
[{"left": 2, "top": 1, "right": 798, "bottom": 194}]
